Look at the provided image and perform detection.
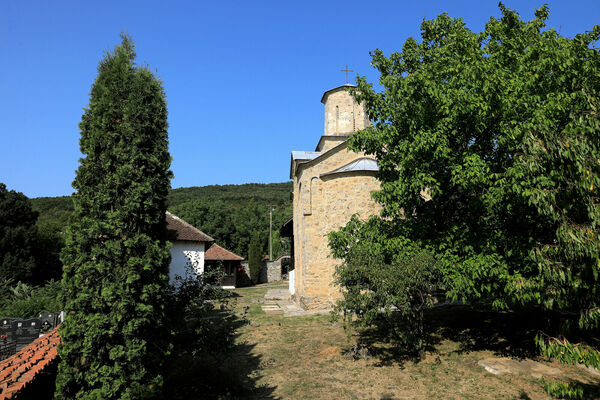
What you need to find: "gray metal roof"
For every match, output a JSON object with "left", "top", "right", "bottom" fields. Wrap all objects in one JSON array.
[
  {"left": 291, "top": 151, "right": 321, "bottom": 161},
  {"left": 290, "top": 151, "right": 322, "bottom": 178},
  {"left": 320, "top": 158, "right": 379, "bottom": 177}
]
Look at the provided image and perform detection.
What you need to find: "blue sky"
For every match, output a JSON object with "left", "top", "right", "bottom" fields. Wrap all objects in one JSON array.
[{"left": 1, "top": 1, "right": 599, "bottom": 198}]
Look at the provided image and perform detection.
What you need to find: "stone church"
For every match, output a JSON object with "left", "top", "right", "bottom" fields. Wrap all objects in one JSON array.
[{"left": 285, "top": 84, "right": 381, "bottom": 310}]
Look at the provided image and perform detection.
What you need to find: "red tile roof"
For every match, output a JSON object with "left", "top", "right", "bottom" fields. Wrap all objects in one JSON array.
[
  {"left": 0, "top": 327, "right": 60, "bottom": 400},
  {"left": 166, "top": 212, "right": 214, "bottom": 243},
  {"left": 205, "top": 243, "right": 244, "bottom": 261}
]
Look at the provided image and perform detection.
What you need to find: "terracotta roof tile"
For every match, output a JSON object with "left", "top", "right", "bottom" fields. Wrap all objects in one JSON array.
[
  {"left": 205, "top": 243, "right": 244, "bottom": 261},
  {"left": 166, "top": 212, "right": 214, "bottom": 243},
  {"left": 0, "top": 327, "right": 60, "bottom": 400}
]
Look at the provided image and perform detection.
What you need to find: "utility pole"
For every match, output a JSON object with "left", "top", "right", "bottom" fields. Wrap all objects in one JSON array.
[{"left": 267, "top": 205, "right": 276, "bottom": 260}]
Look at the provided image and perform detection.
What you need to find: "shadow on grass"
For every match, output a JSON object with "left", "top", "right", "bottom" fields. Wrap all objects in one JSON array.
[
  {"left": 431, "top": 305, "right": 549, "bottom": 358},
  {"left": 353, "top": 316, "right": 438, "bottom": 368},
  {"left": 353, "top": 305, "right": 565, "bottom": 367},
  {"left": 164, "top": 310, "right": 277, "bottom": 399}
]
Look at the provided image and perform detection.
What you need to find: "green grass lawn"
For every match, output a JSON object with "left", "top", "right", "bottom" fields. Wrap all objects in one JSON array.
[{"left": 213, "top": 284, "right": 599, "bottom": 400}]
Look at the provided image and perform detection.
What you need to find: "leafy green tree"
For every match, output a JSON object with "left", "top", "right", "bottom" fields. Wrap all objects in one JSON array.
[
  {"left": 0, "top": 183, "right": 39, "bottom": 283},
  {"left": 248, "top": 233, "right": 262, "bottom": 284},
  {"left": 336, "top": 3, "right": 600, "bottom": 382},
  {"left": 32, "top": 221, "right": 64, "bottom": 284},
  {"left": 55, "top": 35, "right": 172, "bottom": 399},
  {"left": 348, "top": 3, "right": 600, "bottom": 313},
  {"left": 329, "top": 216, "right": 441, "bottom": 356}
]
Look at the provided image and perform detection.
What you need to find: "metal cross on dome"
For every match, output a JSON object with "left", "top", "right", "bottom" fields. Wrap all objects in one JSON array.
[{"left": 340, "top": 64, "right": 353, "bottom": 84}]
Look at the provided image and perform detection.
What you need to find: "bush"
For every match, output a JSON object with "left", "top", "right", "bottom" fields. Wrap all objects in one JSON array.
[
  {"left": 164, "top": 264, "right": 244, "bottom": 398},
  {"left": 329, "top": 216, "right": 442, "bottom": 357},
  {"left": 0, "top": 280, "right": 63, "bottom": 318}
]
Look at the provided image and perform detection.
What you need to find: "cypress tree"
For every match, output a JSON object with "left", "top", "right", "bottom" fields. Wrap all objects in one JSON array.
[
  {"left": 55, "top": 35, "right": 172, "bottom": 399},
  {"left": 248, "top": 233, "right": 262, "bottom": 284}
]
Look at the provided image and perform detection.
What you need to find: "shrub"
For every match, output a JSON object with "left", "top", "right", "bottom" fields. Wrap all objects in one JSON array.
[
  {"left": 164, "top": 264, "right": 244, "bottom": 398},
  {"left": 329, "top": 216, "right": 442, "bottom": 357},
  {"left": 0, "top": 280, "right": 63, "bottom": 318}
]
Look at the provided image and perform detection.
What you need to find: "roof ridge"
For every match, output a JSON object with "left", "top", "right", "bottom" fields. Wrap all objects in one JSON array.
[
  {"left": 205, "top": 242, "right": 244, "bottom": 261},
  {"left": 292, "top": 140, "right": 350, "bottom": 178},
  {"left": 166, "top": 212, "right": 215, "bottom": 242}
]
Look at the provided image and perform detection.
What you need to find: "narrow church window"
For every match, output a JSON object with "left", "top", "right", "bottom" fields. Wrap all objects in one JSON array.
[
  {"left": 301, "top": 182, "right": 310, "bottom": 215},
  {"left": 335, "top": 105, "right": 339, "bottom": 133},
  {"left": 309, "top": 177, "right": 319, "bottom": 215}
]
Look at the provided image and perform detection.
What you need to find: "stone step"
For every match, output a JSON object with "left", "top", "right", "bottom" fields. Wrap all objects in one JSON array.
[
  {"left": 264, "top": 289, "right": 291, "bottom": 301},
  {"left": 261, "top": 302, "right": 283, "bottom": 315},
  {"left": 262, "top": 307, "right": 283, "bottom": 315}
]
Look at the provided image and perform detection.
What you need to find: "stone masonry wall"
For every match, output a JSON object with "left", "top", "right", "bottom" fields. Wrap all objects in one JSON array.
[
  {"left": 242, "top": 256, "right": 290, "bottom": 284},
  {"left": 323, "top": 88, "right": 370, "bottom": 136},
  {"left": 261, "top": 256, "right": 288, "bottom": 283},
  {"left": 293, "top": 142, "right": 381, "bottom": 309}
]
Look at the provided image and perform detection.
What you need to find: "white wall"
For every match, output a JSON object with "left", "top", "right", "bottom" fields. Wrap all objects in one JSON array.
[
  {"left": 169, "top": 241, "right": 205, "bottom": 283},
  {"left": 289, "top": 269, "right": 295, "bottom": 295}
]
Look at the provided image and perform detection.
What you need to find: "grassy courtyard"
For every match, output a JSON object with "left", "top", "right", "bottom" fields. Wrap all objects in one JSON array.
[{"left": 211, "top": 284, "right": 599, "bottom": 400}]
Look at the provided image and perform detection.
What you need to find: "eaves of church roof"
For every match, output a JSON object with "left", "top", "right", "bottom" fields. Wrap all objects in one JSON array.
[
  {"left": 291, "top": 140, "right": 349, "bottom": 179},
  {"left": 290, "top": 151, "right": 321, "bottom": 179},
  {"left": 291, "top": 151, "right": 321, "bottom": 161},
  {"left": 320, "top": 84, "right": 356, "bottom": 104}
]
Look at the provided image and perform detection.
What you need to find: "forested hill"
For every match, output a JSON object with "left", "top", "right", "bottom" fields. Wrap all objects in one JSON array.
[
  {"left": 168, "top": 182, "right": 292, "bottom": 206},
  {"left": 166, "top": 182, "right": 293, "bottom": 258},
  {"left": 31, "top": 181, "right": 293, "bottom": 259}
]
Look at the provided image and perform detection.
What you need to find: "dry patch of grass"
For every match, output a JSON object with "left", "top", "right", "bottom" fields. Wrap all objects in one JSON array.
[{"left": 220, "top": 284, "right": 598, "bottom": 400}]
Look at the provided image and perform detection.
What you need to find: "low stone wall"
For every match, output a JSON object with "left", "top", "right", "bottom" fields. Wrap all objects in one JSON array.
[
  {"left": 243, "top": 256, "right": 292, "bottom": 284},
  {"left": 298, "top": 296, "right": 334, "bottom": 310},
  {"left": 261, "top": 255, "right": 291, "bottom": 283}
]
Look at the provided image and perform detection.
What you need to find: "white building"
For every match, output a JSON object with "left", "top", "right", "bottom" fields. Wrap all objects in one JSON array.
[
  {"left": 165, "top": 211, "right": 245, "bottom": 287},
  {"left": 166, "top": 211, "right": 214, "bottom": 282}
]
